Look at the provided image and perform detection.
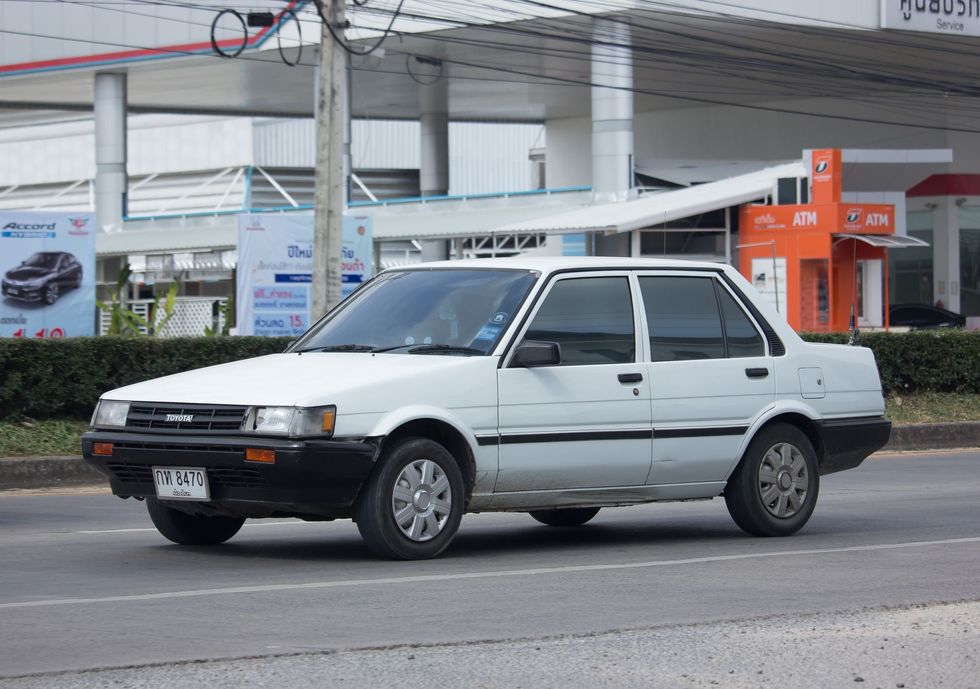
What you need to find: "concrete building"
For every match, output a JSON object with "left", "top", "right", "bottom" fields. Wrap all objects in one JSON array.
[{"left": 2, "top": 0, "right": 979, "bottom": 328}]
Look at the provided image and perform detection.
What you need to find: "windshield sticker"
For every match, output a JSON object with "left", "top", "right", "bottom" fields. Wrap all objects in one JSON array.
[
  {"left": 473, "top": 324, "right": 502, "bottom": 343},
  {"left": 490, "top": 312, "right": 509, "bottom": 325}
]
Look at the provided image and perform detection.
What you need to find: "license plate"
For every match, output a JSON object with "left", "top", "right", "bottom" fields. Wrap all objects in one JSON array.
[{"left": 152, "top": 466, "right": 210, "bottom": 501}]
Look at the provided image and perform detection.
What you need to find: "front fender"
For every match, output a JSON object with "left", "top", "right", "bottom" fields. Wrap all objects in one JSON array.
[{"left": 368, "top": 404, "right": 483, "bottom": 458}]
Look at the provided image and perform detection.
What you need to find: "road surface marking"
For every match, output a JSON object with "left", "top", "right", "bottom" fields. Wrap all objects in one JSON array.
[{"left": 1, "top": 536, "right": 978, "bottom": 610}]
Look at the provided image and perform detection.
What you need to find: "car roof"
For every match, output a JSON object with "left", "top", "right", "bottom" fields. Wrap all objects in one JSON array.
[{"left": 392, "top": 256, "right": 729, "bottom": 275}]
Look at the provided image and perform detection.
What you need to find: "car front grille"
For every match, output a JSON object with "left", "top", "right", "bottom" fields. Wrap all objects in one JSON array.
[{"left": 126, "top": 403, "right": 248, "bottom": 432}]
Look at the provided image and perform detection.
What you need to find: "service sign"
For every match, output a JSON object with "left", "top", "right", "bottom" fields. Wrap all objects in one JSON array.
[
  {"left": 0, "top": 211, "right": 96, "bottom": 338},
  {"left": 236, "top": 213, "right": 373, "bottom": 337},
  {"left": 881, "top": 0, "right": 980, "bottom": 37}
]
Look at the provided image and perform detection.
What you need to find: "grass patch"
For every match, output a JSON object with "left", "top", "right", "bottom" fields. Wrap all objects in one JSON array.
[
  {"left": 885, "top": 393, "right": 980, "bottom": 425},
  {"left": 0, "top": 394, "right": 977, "bottom": 457},
  {"left": 0, "top": 418, "right": 90, "bottom": 457}
]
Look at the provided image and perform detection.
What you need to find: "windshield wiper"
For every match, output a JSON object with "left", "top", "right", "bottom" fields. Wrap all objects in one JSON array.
[
  {"left": 297, "top": 344, "right": 378, "bottom": 353},
  {"left": 407, "top": 344, "right": 484, "bottom": 355}
]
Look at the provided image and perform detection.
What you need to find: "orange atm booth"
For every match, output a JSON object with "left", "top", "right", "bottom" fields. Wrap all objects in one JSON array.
[{"left": 738, "top": 149, "right": 922, "bottom": 332}]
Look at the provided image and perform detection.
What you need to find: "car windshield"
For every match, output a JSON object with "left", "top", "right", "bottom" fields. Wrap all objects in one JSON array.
[
  {"left": 293, "top": 269, "right": 538, "bottom": 355},
  {"left": 22, "top": 253, "right": 60, "bottom": 269}
]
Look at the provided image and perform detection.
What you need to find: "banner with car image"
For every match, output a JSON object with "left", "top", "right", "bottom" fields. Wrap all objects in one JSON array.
[
  {"left": 236, "top": 213, "right": 373, "bottom": 337},
  {"left": 0, "top": 211, "right": 96, "bottom": 338}
]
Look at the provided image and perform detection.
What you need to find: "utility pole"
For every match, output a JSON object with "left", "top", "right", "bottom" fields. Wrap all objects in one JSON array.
[{"left": 311, "top": 0, "right": 347, "bottom": 320}]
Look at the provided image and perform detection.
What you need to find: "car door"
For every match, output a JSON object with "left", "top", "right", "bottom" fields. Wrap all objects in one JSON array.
[
  {"left": 637, "top": 273, "right": 776, "bottom": 485},
  {"left": 495, "top": 272, "right": 652, "bottom": 492}
]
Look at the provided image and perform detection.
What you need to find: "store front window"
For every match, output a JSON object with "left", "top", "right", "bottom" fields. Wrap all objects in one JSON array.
[
  {"left": 960, "top": 207, "right": 980, "bottom": 318},
  {"left": 888, "top": 211, "right": 933, "bottom": 306},
  {"left": 640, "top": 230, "right": 726, "bottom": 260}
]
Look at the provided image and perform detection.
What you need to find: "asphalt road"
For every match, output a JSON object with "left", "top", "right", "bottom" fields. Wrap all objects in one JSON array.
[{"left": 0, "top": 450, "right": 978, "bottom": 687}]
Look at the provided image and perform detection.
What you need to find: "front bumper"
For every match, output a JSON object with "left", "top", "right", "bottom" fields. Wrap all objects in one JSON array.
[
  {"left": 1, "top": 283, "right": 42, "bottom": 301},
  {"left": 82, "top": 430, "right": 381, "bottom": 519},
  {"left": 818, "top": 416, "right": 892, "bottom": 475}
]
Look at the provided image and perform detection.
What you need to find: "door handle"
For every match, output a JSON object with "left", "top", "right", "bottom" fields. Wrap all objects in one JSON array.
[
  {"left": 745, "top": 368, "right": 769, "bottom": 379},
  {"left": 618, "top": 373, "right": 643, "bottom": 383}
]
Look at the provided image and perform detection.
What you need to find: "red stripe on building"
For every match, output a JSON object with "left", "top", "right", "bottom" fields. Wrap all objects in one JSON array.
[
  {"left": 0, "top": 1, "right": 300, "bottom": 75},
  {"left": 907, "top": 174, "right": 980, "bottom": 197}
]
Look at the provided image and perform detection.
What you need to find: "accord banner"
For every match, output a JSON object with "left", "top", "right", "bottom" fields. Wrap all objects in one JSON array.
[
  {"left": 0, "top": 211, "right": 95, "bottom": 338},
  {"left": 236, "top": 213, "right": 373, "bottom": 337}
]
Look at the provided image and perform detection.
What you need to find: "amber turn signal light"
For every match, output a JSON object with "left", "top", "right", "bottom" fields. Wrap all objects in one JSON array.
[
  {"left": 321, "top": 408, "right": 336, "bottom": 434},
  {"left": 92, "top": 442, "right": 114, "bottom": 456},
  {"left": 245, "top": 448, "right": 276, "bottom": 464}
]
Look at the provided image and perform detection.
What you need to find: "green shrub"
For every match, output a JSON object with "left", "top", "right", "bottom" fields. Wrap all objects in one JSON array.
[
  {"left": 0, "top": 332, "right": 977, "bottom": 420},
  {"left": 0, "top": 337, "right": 292, "bottom": 420},
  {"left": 801, "top": 331, "right": 980, "bottom": 394}
]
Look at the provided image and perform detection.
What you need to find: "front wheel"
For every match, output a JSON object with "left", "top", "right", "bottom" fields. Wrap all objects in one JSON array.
[
  {"left": 725, "top": 423, "right": 819, "bottom": 537},
  {"left": 354, "top": 437, "right": 465, "bottom": 560},
  {"left": 43, "top": 282, "right": 59, "bottom": 305},
  {"left": 529, "top": 507, "right": 600, "bottom": 527},
  {"left": 146, "top": 498, "right": 245, "bottom": 545}
]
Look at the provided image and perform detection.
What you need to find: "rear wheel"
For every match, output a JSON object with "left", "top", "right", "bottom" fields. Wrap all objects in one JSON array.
[
  {"left": 354, "top": 437, "right": 464, "bottom": 560},
  {"left": 725, "top": 423, "right": 819, "bottom": 537},
  {"left": 529, "top": 507, "right": 600, "bottom": 527},
  {"left": 146, "top": 498, "right": 245, "bottom": 545}
]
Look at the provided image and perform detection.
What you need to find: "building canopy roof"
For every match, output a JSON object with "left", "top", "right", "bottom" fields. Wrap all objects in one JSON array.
[{"left": 493, "top": 162, "right": 805, "bottom": 235}]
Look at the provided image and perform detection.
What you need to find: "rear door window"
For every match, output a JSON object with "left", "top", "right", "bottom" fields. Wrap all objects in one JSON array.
[
  {"left": 641, "top": 276, "right": 724, "bottom": 361},
  {"left": 640, "top": 275, "right": 765, "bottom": 361}
]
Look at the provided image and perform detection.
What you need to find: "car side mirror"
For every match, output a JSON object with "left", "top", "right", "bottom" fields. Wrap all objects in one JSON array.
[{"left": 512, "top": 341, "right": 561, "bottom": 368}]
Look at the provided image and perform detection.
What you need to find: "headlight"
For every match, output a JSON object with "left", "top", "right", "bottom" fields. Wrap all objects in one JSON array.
[
  {"left": 92, "top": 400, "right": 130, "bottom": 428},
  {"left": 246, "top": 405, "right": 336, "bottom": 438}
]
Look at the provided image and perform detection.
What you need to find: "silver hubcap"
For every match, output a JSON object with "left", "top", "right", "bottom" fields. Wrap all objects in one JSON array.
[
  {"left": 45, "top": 284, "right": 58, "bottom": 303},
  {"left": 758, "top": 442, "right": 809, "bottom": 518},
  {"left": 391, "top": 459, "right": 452, "bottom": 542}
]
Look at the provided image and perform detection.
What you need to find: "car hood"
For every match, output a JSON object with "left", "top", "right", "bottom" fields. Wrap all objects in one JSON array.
[
  {"left": 4, "top": 266, "right": 49, "bottom": 282},
  {"left": 102, "top": 352, "right": 497, "bottom": 409}
]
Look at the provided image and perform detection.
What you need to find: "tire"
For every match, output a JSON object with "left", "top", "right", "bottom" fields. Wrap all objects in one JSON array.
[
  {"left": 725, "top": 423, "right": 819, "bottom": 537},
  {"left": 354, "top": 437, "right": 465, "bottom": 560},
  {"left": 529, "top": 507, "right": 600, "bottom": 527},
  {"left": 146, "top": 498, "right": 245, "bottom": 545},
  {"left": 43, "top": 282, "right": 59, "bottom": 305}
]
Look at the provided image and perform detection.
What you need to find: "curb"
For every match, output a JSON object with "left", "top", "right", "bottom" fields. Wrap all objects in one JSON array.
[
  {"left": 882, "top": 421, "right": 980, "bottom": 453},
  {"left": 1, "top": 422, "right": 978, "bottom": 491},
  {"left": 0, "top": 456, "right": 105, "bottom": 490}
]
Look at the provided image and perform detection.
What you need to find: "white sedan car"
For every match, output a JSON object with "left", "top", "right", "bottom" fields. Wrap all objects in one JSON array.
[{"left": 84, "top": 258, "right": 891, "bottom": 559}]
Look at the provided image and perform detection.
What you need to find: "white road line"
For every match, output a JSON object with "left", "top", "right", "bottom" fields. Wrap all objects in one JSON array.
[
  {"left": 2, "top": 536, "right": 978, "bottom": 610},
  {"left": 77, "top": 521, "right": 314, "bottom": 534}
]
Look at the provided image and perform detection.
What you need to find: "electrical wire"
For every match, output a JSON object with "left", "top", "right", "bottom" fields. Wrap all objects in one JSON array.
[
  {"left": 405, "top": 54, "right": 443, "bottom": 85},
  {"left": 210, "top": 8, "right": 248, "bottom": 58},
  {"left": 312, "top": 0, "right": 405, "bottom": 56},
  {"left": 277, "top": 7, "right": 304, "bottom": 66}
]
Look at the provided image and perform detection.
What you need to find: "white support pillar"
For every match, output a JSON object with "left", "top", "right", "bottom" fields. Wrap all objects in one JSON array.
[
  {"left": 933, "top": 197, "right": 961, "bottom": 313},
  {"left": 591, "top": 18, "right": 634, "bottom": 203},
  {"left": 94, "top": 72, "right": 127, "bottom": 233},
  {"left": 419, "top": 78, "right": 450, "bottom": 260}
]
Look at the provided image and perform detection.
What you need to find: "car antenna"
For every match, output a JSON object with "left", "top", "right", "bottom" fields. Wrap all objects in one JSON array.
[{"left": 848, "top": 239, "right": 860, "bottom": 346}]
